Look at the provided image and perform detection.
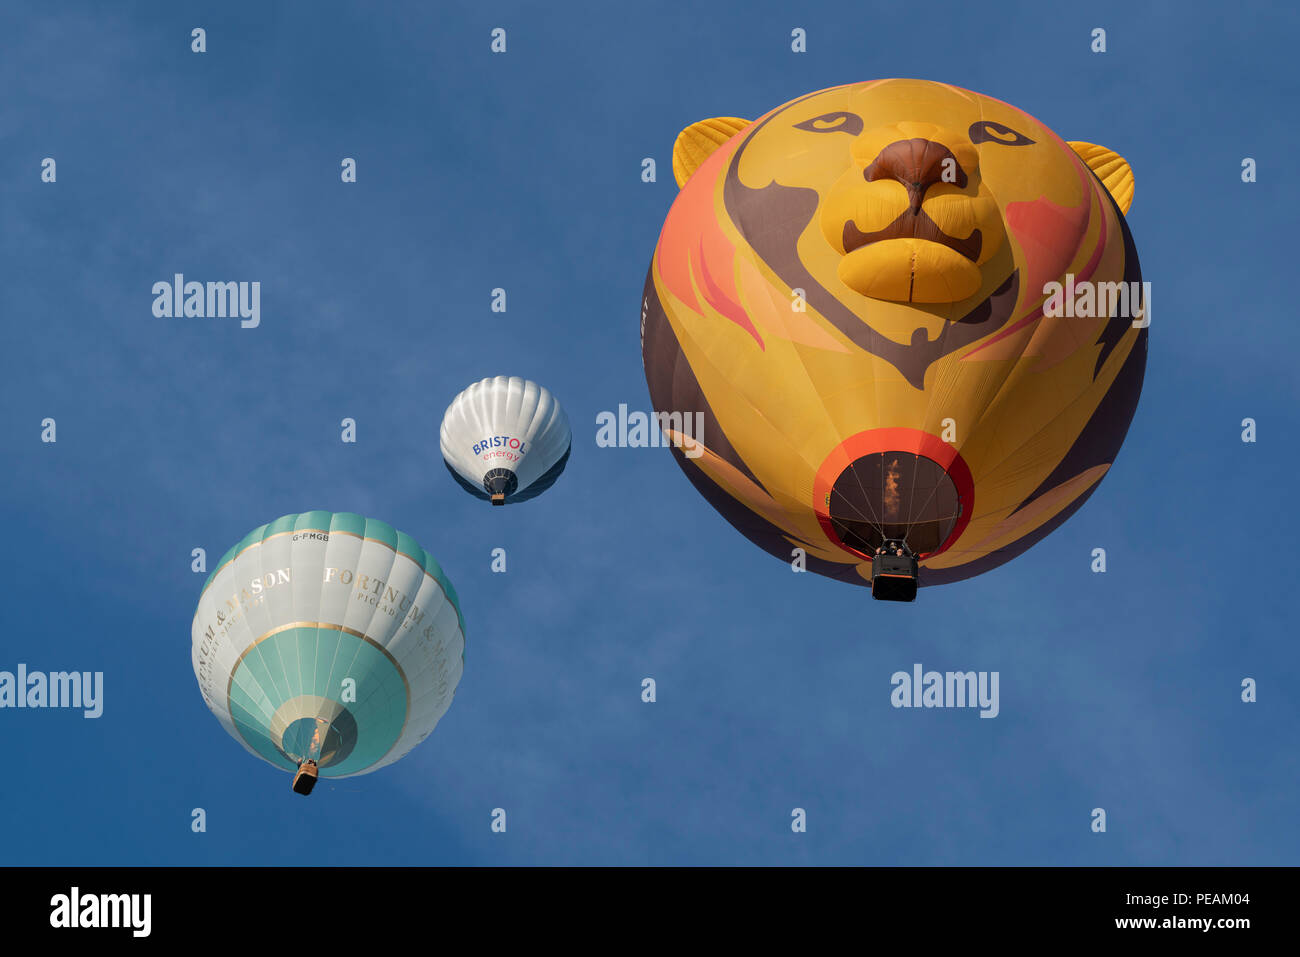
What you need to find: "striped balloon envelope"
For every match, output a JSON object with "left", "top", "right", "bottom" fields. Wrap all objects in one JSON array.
[
  {"left": 440, "top": 376, "right": 572, "bottom": 506},
  {"left": 191, "top": 511, "right": 465, "bottom": 792}
]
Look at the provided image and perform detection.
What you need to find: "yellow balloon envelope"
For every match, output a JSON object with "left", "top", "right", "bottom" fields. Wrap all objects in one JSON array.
[{"left": 641, "top": 79, "right": 1147, "bottom": 590}]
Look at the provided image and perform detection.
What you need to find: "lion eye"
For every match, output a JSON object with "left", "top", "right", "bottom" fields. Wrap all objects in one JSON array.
[
  {"left": 968, "top": 120, "right": 1035, "bottom": 146},
  {"left": 794, "top": 111, "right": 864, "bottom": 136}
]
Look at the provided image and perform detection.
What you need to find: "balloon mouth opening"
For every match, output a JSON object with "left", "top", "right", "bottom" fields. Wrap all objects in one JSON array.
[
  {"left": 813, "top": 429, "right": 975, "bottom": 563},
  {"left": 483, "top": 469, "right": 518, "bottom": 503},
  {"left": 277, "top": 710, "right": 358, "bottom": 770},
  {"left": 825, "top": 450, "right": 961, "bottom": 557}
]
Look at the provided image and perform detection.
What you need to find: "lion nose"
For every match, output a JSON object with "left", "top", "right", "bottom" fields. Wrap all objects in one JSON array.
[{"left": 863, "top": 138, "right": 968, "bottom": 213}]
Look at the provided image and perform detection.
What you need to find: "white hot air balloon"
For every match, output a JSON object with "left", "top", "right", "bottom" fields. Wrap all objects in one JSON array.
[
  {"left": 440, "top": 376, "right": 571, "bottom": 506},
  {"left": 191, "top": 511, "right": 465, "bottom": 795}
]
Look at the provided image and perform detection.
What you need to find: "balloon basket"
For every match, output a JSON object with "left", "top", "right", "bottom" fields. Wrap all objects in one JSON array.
[
  {"left": 292, "top": 760, "right": 319, "bottom": 796},
  {"left": 871, "top": 544, "right": 919, "bottom": 602}
]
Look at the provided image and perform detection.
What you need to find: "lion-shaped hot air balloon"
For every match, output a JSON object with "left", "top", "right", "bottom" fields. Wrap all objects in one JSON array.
[{"left": 641, "top": 79, "right": 1147, "bottom": 599}]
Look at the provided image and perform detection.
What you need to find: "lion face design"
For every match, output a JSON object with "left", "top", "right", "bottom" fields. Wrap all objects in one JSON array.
[
  {"left": 643, "top": 79, "right": 1146, "bottom": 589},
  {"left": 720, "top": 80, "right": 1106, "bottom": 386}
]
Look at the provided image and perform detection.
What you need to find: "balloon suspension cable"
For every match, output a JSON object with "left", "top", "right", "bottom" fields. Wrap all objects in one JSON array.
[
  {"left": 838, "top": 460, "right": 887, "bottom": 550},
  {"left": 902, "top": 451, "right": 921, "bottom": 549}
]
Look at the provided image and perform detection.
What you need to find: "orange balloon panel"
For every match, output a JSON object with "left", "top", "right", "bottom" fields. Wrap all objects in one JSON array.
[{"left": 641, "top": 79, "right": 1147, "bottom": 588}]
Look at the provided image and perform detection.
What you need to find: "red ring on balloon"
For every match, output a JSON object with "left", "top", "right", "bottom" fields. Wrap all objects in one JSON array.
[{"left": 813, "top": 428, "right": 974, "bottom": 561}]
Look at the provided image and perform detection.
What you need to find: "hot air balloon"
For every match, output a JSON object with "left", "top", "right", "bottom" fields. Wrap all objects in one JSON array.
[
  {"left": 441, "top": 376, "right": 571, "bottom": 506},
  {"left": 641, "top": 79, "right": 1147, "bottom": 600},
  {"left": 191, "top": 511, "right": 465, "bottom": 794}
]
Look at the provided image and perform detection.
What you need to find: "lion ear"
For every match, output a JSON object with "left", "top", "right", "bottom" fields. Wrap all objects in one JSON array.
[
  {"left": 1069, "top": 142, "right": 1135, "bottom": 214},
  {"left": 672, "top": 117, "right": 751, "bottom": 188}
]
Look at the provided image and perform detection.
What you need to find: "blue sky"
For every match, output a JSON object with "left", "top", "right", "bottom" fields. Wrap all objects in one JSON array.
[{"left": 1, "top": 0, "right": 1296, "bottom": 865}]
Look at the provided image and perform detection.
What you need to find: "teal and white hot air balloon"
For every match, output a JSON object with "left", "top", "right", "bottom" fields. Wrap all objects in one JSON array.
[
  {"left": 191, "top": 511, "right": 465, "bottom": 795},
  {"left": 440, "top": 376, "right": 571, "bottom": 506}
]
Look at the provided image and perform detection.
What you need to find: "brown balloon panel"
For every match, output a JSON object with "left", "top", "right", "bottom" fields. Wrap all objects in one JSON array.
[{"left": 827, "top": 452, "right": 961, "bottom": 556}]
